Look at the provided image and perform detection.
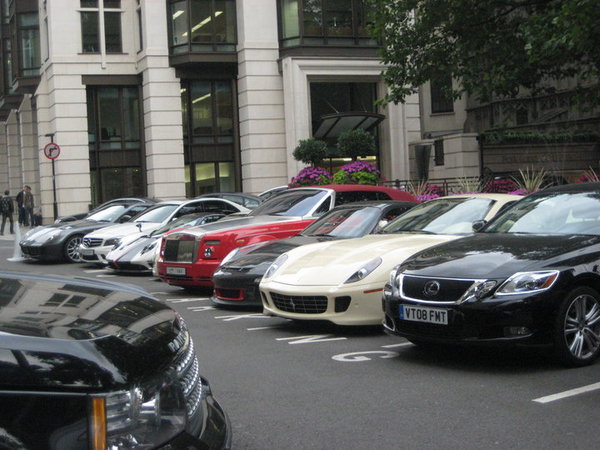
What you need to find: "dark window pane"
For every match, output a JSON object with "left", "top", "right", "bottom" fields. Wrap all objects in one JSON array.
[
  {"left": 324, "top": 0, "right": 352, "bottom": 36},
  {"left": 303, "top": 0, "right": 323, "bottom": 35},
  {"left": 100, "top": 167, "right": 144, "bottom": 199},
  {"left": 191, "top": 0, "right": 212, "bottom": 43},
  {"left": 105, "top": 12, "right": 122, "bottom": 52},
  {"left": 195, "top": 162, "right": 216, "bottom": 194},
  {"left": 104, "top": 0, "right": 121, "bottom": 8},
  {"left": 81, "top": 11, "right": 99, "bottom": 53},
  {"left": 98, "top": 87, "right": 121, "bottom": 142},
  {"left": 122, "top": 87, "right": 140, "bottom": 142},
  {"left": 191, "top": 81, "right": 213, "bottom": 135},
  {"left": 19, "top": 13, "right": 40, "bottom": 73},
  {"left": 430, "top": 74, "right": 454, "bottom": 113},
  {"left": 214, "top": 0, "right": 236, "bottom": 43},
  {"left": 215, "top": 81, "right": 232, "bottom": 135},
  {"left": 170, "top": 1, "right": 189, "bottom": 46},
  {"left": 181, "top": 84, "right": 189, "bottom": 140},
  {"left": 80, "top": 0, "right": 98, "bottom": 7}
]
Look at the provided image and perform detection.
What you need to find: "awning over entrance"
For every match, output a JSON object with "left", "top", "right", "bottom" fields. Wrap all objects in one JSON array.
[{"left": 313, "top": 111, "right": 385, "bottom": 140}]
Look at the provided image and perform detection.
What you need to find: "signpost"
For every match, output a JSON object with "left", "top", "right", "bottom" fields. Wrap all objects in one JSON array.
[{"left": 43, "top": 136, "right": 60, "bottom": 220}]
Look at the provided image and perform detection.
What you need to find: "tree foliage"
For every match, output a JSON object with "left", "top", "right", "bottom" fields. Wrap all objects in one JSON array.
[
  {"left": 336, "top": 129, "right": 377, "bottom": 160},
  {"left": 292, "top": 138, "right": 328, "bottom": 166},
  {"left": 365, "top": 0, "right": 600, "bottom": 104}
]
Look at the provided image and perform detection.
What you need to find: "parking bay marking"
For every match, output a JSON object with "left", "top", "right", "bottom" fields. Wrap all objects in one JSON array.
[
  {"left": 533, "top": 382, "right": 600, "bottom": 404},
  {"left": 166, "top": 298, "right": 211, "bottom": 303},
  {"left": 277, "top": 335, "right": 347, "bottom": 344}
]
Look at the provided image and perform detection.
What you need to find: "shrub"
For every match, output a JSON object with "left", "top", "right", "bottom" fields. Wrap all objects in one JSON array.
[
  {"left": 332, "top": 161, "right": 381, "bottom": 185},
  {"left": 292, "top": 139, "right": 328, "bottom": 166},
  {"left": 290, "top": 166, "right": 332, "bottom": 187},
  {"left": 336, "top": 129, "right": 376, "bottom": 160}
]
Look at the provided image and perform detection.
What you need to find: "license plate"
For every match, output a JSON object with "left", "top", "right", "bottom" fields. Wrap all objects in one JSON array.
[
  {"left": 167, "top": 266, "right": 186, "bottom": 276},
  {"left": 80, "top": 249, "right": 94, "bottom": 256},
  {"left": 399, "top": 305, "right": 448, "bottom": 325}
]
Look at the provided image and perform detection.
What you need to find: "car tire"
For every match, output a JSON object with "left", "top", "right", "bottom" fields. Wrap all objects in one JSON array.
[
  {"left": 553, "top": 286, "right": 600, "bottom": 367},
  {"left": 63, "top": 235, "right": 83, "bottom": 263}
]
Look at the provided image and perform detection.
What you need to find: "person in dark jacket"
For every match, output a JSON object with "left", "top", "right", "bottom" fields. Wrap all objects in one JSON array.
[
  {"left": 16, "top": 185, "right": 34, "bottom": 227},
  {"left": 0, "top": 190, "right": 14, "bottom": 235}
]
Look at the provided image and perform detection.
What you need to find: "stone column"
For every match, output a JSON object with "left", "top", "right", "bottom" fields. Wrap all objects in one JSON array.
[{"left": 236, "top": 0, "right": 288, "bottom": 194}]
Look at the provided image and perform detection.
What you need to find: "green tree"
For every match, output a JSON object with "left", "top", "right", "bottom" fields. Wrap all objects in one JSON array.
[
  {"left": 366, "top": 0, "right": 600, "bottom": 105},
  {"left": 292, "top": 138, "right": 328, "bottom": 166},
  {"left": 336, "top": 129, "right": 376, "bottom": 160}
]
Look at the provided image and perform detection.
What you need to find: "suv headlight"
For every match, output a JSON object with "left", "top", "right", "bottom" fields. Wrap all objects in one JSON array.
[
  {"left": 496, "top": 270, "right": 559, "bottom": 295},
  {"left": 344, "top": 257, "right": 382, "bottom": 284},
  {"left": 92, "top": 370, "right": 187, "bottom": 449}
]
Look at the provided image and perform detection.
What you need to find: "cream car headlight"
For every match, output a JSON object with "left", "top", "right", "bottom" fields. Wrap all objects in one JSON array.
[
  {"left": 264, "top": 253, "right": 288, "bottom": 279},
  {"left": 496, "top": 270, "right": 559, "bottom": 295},
  {"left": 94, "top": 370, "right": 187, "bottom": 449},
  {"left": 344, "top": 257, "right": 382, "bottom": 284}
]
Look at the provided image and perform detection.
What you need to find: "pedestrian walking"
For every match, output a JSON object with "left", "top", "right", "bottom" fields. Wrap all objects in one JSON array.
[
  {"left": 16, "top": 185, "right": 34, "bottom": 227},
  {"left": 0, "top": 190, "right": 14, "bottom": 235}
]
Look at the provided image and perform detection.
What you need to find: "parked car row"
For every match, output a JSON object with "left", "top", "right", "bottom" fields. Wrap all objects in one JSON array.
[{"left": 17, "top": 183, "right": 600, "bottom": 369}]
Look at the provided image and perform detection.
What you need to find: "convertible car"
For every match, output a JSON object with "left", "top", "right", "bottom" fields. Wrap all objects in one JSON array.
[
  {"left": 106, "top": 212, "right": 226, "bottom": 273},
  {"left": 259, "top": 193, "right": 521, "bottom": 325},
  {"left": 0, "top": 271, "right": 231, "bottom": 448},
  {"left": 157, "top": 185, "right": 415, "bottom": 289},
  {"left": 382, "top": 183, "right": 600, "bottom": 367},
  {"left": 19, "top": 201, "right": 154, "bottom": 263},
  {"left": 211, "top": 200, "right": 416, "bottom": 308}
]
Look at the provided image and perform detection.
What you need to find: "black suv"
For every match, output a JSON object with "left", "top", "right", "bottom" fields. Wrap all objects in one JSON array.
[{"left": 0, "top": 271, "right": 231, "bottom": 449}]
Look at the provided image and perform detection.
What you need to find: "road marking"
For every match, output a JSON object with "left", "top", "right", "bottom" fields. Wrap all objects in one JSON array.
[
  {"left": 187, "top": 306, "right": 215, "bottom": 312},
  {"left": 381, "top": 342, "right": 413, "bottom": 348},
  {"left": 166, "top": 298, "right": 210, "bottom": 303},
  {"left": 276, "top": 335, "right": 347, "bottom": 344},
  {"left": 332, "top": 350, "right": 399, "bottom": 362},
  {"left": 214, "top": 313, "right": 266, "bottom": 321},
  {"left": 96, "top": 274, "right": 116, "bottom": 278},
  {"left": 533, "top": 382, "right": 600, "bottom": 404},
  {"left": 247, "top": 326, "right": 279, "bottom": 331},
  {"left": 84, "top": 269, "right": 108, "bottom": 273}
]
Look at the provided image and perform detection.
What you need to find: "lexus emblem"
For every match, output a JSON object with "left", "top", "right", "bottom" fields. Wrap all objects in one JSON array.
[{"left": 423, "top": 280, "right": 441, "bottom": 297}]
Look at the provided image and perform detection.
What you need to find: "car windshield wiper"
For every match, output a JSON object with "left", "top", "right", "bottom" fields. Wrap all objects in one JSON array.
[{"left": 389, "top": 229, "right": 437, "bottom": 235}]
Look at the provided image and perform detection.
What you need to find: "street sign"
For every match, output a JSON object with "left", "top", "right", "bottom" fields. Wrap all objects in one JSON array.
[{"left": 43, "top": 142, "right": 61, "bottom": 159}]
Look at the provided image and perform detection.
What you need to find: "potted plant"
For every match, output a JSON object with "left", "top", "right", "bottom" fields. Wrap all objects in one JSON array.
[
  {"left": 333, "top": 161, "right": 381, "bottom": 185},
  {"left": 292, "top": 138, "right": 328, "bottom": 167},
  {"left": 290, "top": 166, "right": 332, "bottom": 187},
  {"left": 336, "top": 129, "right": 376, "bottom": 161}
]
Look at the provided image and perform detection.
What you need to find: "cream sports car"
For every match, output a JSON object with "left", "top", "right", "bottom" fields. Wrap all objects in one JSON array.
[{"left": 259, "top": 193, "right": 522, "bottom": 325}]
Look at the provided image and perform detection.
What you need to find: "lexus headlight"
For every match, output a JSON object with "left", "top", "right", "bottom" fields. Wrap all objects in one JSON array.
[
  {"left": 496, "top": 270, "right": 559, "bottom": 295},
  {"left": 458, "top": 280, "right": 498, "bottom": 302},
  {"left": 264, "top": 253, "right": 288, "bottom": 279},
  {"left": 344, "top": 257, "right": 382, "bottom": 284},
  {"left": 92, "top": 370, "right": 187, "bottom": 449}
]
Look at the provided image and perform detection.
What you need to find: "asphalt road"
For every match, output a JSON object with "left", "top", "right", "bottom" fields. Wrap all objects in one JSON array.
[{"left": 1, "top": 233, "right": 600, "bottom": 449}]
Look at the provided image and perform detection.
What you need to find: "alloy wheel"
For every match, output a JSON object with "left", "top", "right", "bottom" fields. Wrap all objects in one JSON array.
[{"left": 562, "top": 292, "right": 600, "bottom": 362}]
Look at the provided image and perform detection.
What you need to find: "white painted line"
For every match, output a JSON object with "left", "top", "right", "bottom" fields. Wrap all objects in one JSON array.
[
  {"left": 247, "top": 326, "right": 279, "bottom": 331},
  {"left": 533, "top": 382, "right": 600, "bottom": 404},
  {"left": 166, "top": 298, "right": 210, "bottom": 303},
  {"left": 381, "top": 343, "right": 413, "bottom": 348},
  {"left": 96, "top": 274, "right": 116, "bottom": 278},
  {"left": 84, "top": 269, "right": 108, "bottom": 273}
]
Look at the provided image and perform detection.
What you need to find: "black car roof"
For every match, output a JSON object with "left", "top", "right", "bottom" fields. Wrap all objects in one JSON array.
[{"left": 540, "top": 182, "right": 600, "bottom": 194}]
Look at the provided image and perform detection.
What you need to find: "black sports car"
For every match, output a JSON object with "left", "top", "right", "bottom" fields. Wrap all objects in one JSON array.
[
  {"left": 383, "top": 183, "right": 600, "bottom": 367},
  {"left": 212, "top": 201, "right": 416, "bottom": 308},
  {"left": 54, "top": 197, "right": 157, "bottom": 223},
  {"left": 0, "top": 271, "right": 231, "bottom": 449},
  {"left": 20, "top": 201, "right": 154, "bottom": 263}
]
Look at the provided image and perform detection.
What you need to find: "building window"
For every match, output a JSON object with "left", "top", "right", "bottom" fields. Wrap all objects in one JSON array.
[
  {"left": 2, "top": 38, "right": 15, "bottom": 93},
  {"left": 434, "top": 139, "right": 444, "bottom": 166},
  {"left": 17, "top": 12, "right": 40, "bottom": 76},
  {"left": 430, "top": 74, "right": 454, "bottom": 114},
  {"left": 181, "top": 79, "right": 237, "bottom": 195},
  {"left": 80, "top": 0, "right": 122, "bottom": 54},
  {"left": 87, "top": 85, "right": 145, "bottom": 204},
  {"left": 279, "top": 0, "right": 375, "bottom": 48},
  {"left": 169, "top": 0, "right": 236, "bottom": 54}
]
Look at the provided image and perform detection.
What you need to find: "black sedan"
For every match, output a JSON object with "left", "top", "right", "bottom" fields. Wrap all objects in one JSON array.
[
  {"left": 0, "top": 271, "right": 230, "bottom": 449},
  {"left": 20, "top": 201, "right": 153, "bottom": 263},
  {"left": 54, "top": 197, "right": 156, "bottom": 223},
  {"left": 212, "top": 200, "right": 416, "bottom": 308},
  {"left": 383, "top": 183, "right": 600, "bottom": 367}
]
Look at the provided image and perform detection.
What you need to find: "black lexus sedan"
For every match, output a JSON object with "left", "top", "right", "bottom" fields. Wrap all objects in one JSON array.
[
  {"left": 0, "top": 271, "right": 231, "bottom": 449},
  {"left": 383, "top": 183, "right": 600, "bottom": 367},
  {"left": 212, "top": 200, "right": 416, "bottom": 308}
]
